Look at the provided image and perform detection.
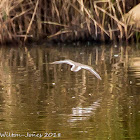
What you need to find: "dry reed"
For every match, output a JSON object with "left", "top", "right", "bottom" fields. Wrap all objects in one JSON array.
[{"left": 0, "top": 0, "right": 139, "bottom": 44}]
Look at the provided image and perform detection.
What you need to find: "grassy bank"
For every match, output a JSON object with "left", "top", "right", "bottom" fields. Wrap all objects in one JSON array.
[{"left": 0, "top": 0, "right": 140, "bottom": 44}]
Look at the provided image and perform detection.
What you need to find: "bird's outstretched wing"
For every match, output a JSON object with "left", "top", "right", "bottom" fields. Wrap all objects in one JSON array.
[
  {"left": 50, "top": 60, "right": 74, "bottom": 66},
  {"left": 81, "top": 65, "right": 102, "bottom": 80},
  {"left": 50, "top": 60, "right": 102, "bottom": 80}
]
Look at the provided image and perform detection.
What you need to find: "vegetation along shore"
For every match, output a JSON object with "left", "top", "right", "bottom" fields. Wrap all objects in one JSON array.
[{"left": 0, "top": 0, "right": 140, "bottom": 44}]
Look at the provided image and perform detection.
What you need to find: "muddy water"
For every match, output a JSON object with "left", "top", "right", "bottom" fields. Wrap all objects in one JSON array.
[{"left": 0, "top": 43, "right": 140, "bottom": 140}]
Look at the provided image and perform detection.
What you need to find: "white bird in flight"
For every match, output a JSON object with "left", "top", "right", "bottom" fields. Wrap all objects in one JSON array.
[{"left": 50, "top": 59, "right": 102, "bottom": 80}]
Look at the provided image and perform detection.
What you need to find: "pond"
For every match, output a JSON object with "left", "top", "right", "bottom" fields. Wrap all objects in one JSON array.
[{"left": 0, "top": 43, "right": 140, "bottom": 140}]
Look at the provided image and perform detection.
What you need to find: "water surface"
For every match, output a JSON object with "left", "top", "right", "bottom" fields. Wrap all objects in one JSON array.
[{"left": 0, "top": 43, "right": 140, "bottom": 140}]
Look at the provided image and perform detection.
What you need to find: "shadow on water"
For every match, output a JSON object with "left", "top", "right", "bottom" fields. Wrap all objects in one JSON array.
[{"left": 0, "top": 43, "right": 140, "bottom": 139}]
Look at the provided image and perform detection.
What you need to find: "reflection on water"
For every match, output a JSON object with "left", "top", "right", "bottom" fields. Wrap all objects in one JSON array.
[
  {"left": 0, "top": 44, "right": 140, "bottom": 139},
  {"left": 68, "top": 98, "right": 102, "bottom": 122}
]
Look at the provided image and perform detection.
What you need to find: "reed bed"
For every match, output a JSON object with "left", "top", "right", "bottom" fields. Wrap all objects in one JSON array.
[{"left": 0, "top": 0, "right": 139, "bottom": 44}]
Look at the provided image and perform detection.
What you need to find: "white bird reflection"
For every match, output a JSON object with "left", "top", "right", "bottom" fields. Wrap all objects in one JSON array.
[
  {"left": 68, "top": 99, "right": 102, "bottom": 122},
  {"left": 50, "top": 59, "right": 102, "bottom": 80}
]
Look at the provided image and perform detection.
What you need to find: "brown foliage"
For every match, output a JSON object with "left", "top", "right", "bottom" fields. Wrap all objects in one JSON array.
[{"left": 0, "top": 0, "right": 139, "bottom": 44}]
